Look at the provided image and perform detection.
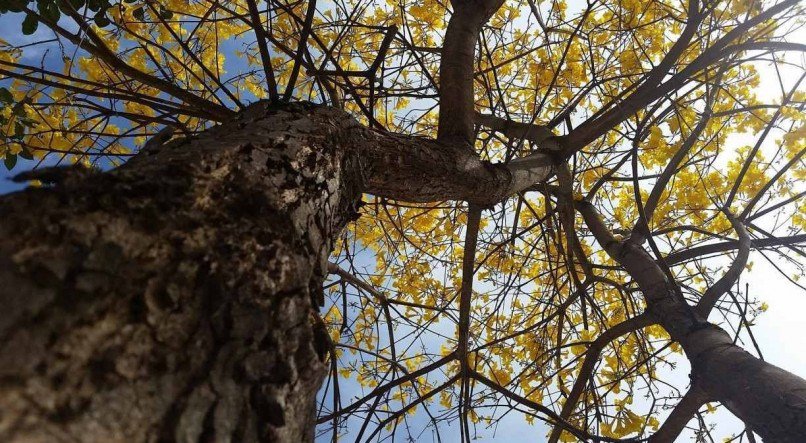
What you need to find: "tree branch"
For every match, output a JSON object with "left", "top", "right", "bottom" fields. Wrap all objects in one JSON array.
[
  {"left": 548, "top": 313, "right": 655, "bottom": 443},
  {"left": 437, "top": 0, "right": 505, "bottom": 145},
  {"left": 559, "top": 0, "right": 799, "bottom": 154},
  {"left": 696, "top": 210, "right": 750, "bottom": 317},
  {"left": 474, "top": 112, "right": 554, "bottom": 145},
  {"left": 665, "top": 234, "right": 806, "bottom": 265},
  {"left": 648, "top": 386, "right": 708, "bottom": 443}
]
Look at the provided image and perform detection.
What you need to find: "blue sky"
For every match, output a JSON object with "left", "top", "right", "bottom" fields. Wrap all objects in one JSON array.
[{"left": 1, "top": 5, "right": 805, "bottom": 442}]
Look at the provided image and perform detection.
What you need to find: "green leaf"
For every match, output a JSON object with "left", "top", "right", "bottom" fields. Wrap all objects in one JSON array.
[
  {"left": 13, "top": 121, "right": 25, "bottom": 138},
  {"left": 4, "top": 153, "right": 17, "bottom": 170},
  {"left": 159, "top": 7, "right": 173, "bottom": 20},
  {"left": 12, "top": 103, "right": 26, "bottom": 117},
  {"left": 0, "top": 87, "right": 12, "bottom": 104},
  {"left": 22, "top": 13, "right": 38, "bottom": 35},
  {"left": 19, "top": 148, "right": 34, "bottom": 160},
  {"left": 86, "top": 0, "right": 110, "bottom": 12},
  {"left": 132, "top": 6, "right": 144, "bottom": 20},
  {"left": 39, "top": 0, "right": 60, "bottom": 22},
  {"left": 2, "top": 0, "right": 28, "bottom": 13},
  {"left": 58, "top": 0, "right": 84, "bottom": 13},
  {"left": 94, "top": 10, "right": 110, "bottom": 27}
]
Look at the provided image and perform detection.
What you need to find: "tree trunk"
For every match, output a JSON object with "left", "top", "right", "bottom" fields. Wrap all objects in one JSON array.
[
  {"left": 629, "top": 247, "right": 806, "bottom": 441},
  {"left": 0, "top": 102, "right": 363, "bottom": 442},
  {"left": 633, "top": 257, "right": 806, "bottom": 441},
  {"left": 0, "top": 98, "right": 546, "bottom": 441},
  {"left": 2, "top": 99, "right": 804, "bottom": 442},
  {"left": 686, "top": 326, "right": 806, "bottom": 441},
  {"left": 580, "top": 202, "right": 806, "bottom": 441}
]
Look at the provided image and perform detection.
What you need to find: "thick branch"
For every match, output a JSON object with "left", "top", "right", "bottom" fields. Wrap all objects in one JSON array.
[
  {"left": 360, "top": 130, "right": 513, "bottom": 204},
  {"left": 437, "top": 0, "right": 505, "bottom": 145},
  {"left": 696, "top": 211, "right": 750, "bottom": 317},
  {"left": 458, "top": 205, "right": 482, "bottom": 370},
  {"left": 666, "top": 234, "right": 806, "bottom": 265},
  {"left": 357, "top": 121, "right": 552, "bottom": 204},
  {"left": 576, "top": 198, "right": 806, "bottom": 441},
  {"left": 245, "top": 0, "right": 280, "bottom": 102},
  {"left": 474, "top": 112, "right": 554, "bottom": 145},
  {"left": 648, "top": 386, "right": 708, "bottom": 443}
]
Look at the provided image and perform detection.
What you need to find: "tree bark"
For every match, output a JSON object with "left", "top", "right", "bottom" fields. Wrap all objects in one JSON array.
[
  {"left": 648, "top": 386, "right": 706, "bottom": 443},
  {"left": 686, "top": 326, "right": 806, "bottom": 441},
  {"left": 0, "top": 100, "right": 551, "bottom": 442},
  {"left": 579, "top": 201, "right": 806, "bottom": 442},
  {"left": 437, "top": 0, "right": 505, "bottom": 146},
  {"left": 2, "top": 99, "right": 804, "bottom": 442},
  {"left": 0, "top": 102, "right": 364, "bottom": 442}
]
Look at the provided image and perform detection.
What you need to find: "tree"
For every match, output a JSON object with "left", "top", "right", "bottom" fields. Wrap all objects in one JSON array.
[{"left": 0, "top": 0, "right": 804, "bottom": 440}]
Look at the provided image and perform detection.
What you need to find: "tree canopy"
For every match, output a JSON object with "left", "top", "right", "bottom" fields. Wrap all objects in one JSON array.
[{"left": 0, "top": 0, "right": 805, "bottom": 440}]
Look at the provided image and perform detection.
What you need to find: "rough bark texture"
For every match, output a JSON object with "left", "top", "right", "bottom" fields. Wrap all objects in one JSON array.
[
  {"left": 1, "top": 98, "right": 804, "bottom": 442},
  {"left": 0, "top": 102, "right": 362, "bottom": 442},
  {"left": 0, "top": 98, "right": 542, "bottom": 442},
  {"left": 0, "top": 98, "right": 547, "bottom": 441}
]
